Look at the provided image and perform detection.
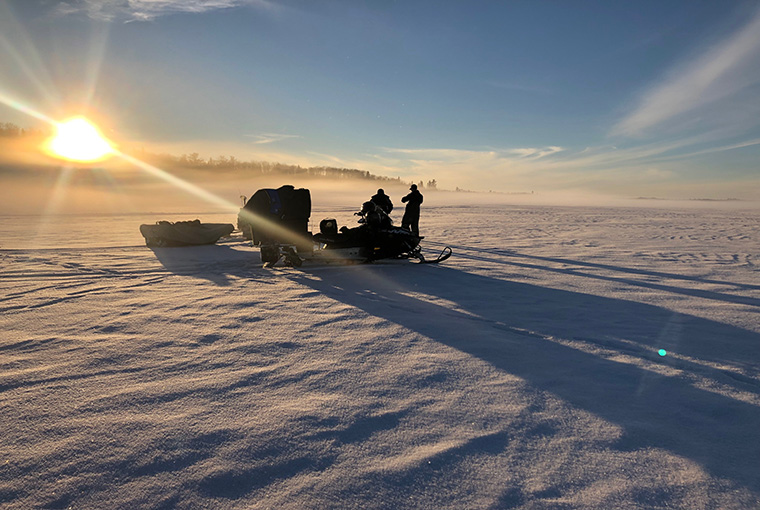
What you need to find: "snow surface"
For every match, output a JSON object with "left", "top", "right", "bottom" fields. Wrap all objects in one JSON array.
[{"left": 1, "top": 202, "right": 759, "bottom": 509}]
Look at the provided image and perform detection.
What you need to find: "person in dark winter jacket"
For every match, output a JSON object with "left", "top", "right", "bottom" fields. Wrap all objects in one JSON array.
[
  {"left": 401, "top": 184, "right": 423, "bottom": 235},
  {"left": 359, "top": 200, "right": 392, "bottom": 229},
  {"left": 370, "top": 189, "right": 393, "bottom": 215}
]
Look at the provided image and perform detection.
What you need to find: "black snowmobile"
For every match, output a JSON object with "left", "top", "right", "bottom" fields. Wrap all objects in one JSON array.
[{"left": 238, "top": 185, "right": 451, "bottom": 267}]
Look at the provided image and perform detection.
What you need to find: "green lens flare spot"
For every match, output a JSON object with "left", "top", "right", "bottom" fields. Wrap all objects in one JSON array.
[{"left": 658, "top": 349, "right": 667, "bottom": 357}]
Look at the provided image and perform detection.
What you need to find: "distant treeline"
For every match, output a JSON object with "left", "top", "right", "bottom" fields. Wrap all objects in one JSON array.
[
  {"left": 0, "top": 122, "right": 46, "bottom": 138},
  {"left": 1, "top": 121, "right": 440, "bottom": 190},
  {"left": 135, "top": 150, "right": 438, "bottom": 190}
]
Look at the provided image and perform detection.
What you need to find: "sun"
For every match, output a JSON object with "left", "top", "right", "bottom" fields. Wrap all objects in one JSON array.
[{"left": 45, "top": 117, "right": 114, "bottom": 163}]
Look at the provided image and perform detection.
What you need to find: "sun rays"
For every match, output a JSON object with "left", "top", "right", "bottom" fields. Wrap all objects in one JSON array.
[
  {"left": 3, "top": 84, "right": 379, "bottom": 257},
  {"left": 0, "top": 88, "right": 300, "bottom": 243},
  {"left": 7, "top": 1, "right": 355, "bottom": 251}
]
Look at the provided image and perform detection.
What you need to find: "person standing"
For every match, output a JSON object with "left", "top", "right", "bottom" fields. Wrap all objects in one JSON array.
[{"left": 401, "top": 184, "right": 423, "bottom": 235}]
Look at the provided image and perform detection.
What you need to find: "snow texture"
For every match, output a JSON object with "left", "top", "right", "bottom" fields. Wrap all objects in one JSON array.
[{"left": 1, "top": 203, "right": 759, "bottom": 509}]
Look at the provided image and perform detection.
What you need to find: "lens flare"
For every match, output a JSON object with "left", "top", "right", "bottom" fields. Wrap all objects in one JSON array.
[{"left": 45, "top": 117, "right": 114, "bottom": 163}]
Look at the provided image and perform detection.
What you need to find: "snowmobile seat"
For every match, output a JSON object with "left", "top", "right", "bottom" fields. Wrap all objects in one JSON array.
[{"left": 320, "top": 218, "right": 338, "bottom": 236}]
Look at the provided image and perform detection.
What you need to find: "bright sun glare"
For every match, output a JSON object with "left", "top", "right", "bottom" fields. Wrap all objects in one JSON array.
[{"left": 46, "top": 117, "right": 114, "bottom": 163}]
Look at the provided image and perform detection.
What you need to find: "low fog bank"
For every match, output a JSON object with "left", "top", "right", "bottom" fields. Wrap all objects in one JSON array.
[
  {"left": 2, "top": 132, "right": 759, "bottom": 214},
  {"left": 310, "top": 185, "right": 760, "bottom": 212},
  {"left": 2, "top": 160, "right": 758, "bottom": 216}
]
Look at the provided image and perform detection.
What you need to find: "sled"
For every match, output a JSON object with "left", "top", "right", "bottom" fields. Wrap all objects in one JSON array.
[{"left": 139, "top": 220, "right": 234, "bottom": 247}]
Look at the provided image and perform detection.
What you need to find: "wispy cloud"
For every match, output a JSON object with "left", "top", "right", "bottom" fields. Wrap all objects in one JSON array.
[
  {"left": 246, "top": 133, "right": 300, "bottom": 145},
  {"left": 613, "top": 6, "right": 760, "bottom": 137},
  {"left": 379, "top": 146, "right": 551, "bottom": 190},
  {"left": 374, "top": 134, "right": 760, "bottom": 196},
  {"left": 507, "top": 146, "right": 564, "bottom": 159},
  {"left": 53, "top": 0, "right": 271, "bottom": 22}
]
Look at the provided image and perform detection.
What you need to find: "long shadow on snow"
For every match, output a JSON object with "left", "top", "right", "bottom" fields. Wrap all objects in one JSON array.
[
  {"left": 433, "top": 242, "right": 760, "bottom": 308},
  {"left": 149, "top": 244, "right": 261, "bottom": 286},
  {"left": 426, "top": 240, "right": 760, "bottom": 292},
  {"left": 289, "top": 263, "right": 760, "bottom": 493}
]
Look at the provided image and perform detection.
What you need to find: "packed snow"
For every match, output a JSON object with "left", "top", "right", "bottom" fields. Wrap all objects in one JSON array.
[{"left": 1, "top": 197, "right": 759, "bottom": 509}]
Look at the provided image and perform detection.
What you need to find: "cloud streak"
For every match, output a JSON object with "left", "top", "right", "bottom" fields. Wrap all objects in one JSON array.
[
  {"left": 507, "top": 146, "right": 564, "bottom": 159},
  {"left": 54, "top": 0, "right": 270, "bottom": 22},
  {"left": 372, "top": 132, "right": 760, "bottom": 197},
  {"left": 246, "top": 133, "right": 301, "bottom": 145},
  {"left": 613, "top": 7, "right": 760, "bottom": 137}
]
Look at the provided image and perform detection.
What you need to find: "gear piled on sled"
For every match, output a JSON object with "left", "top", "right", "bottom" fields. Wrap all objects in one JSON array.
[
  {"left": 238, "top": 185, "right": 451, "bottom": 267},
  {"left": 139, "top": 220, "right": 234, "bottom": 247}
]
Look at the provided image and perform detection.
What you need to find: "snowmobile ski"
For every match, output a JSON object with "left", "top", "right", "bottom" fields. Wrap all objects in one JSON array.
[{"left": 411, "top": 246, "right": 452, "bottom": 264}]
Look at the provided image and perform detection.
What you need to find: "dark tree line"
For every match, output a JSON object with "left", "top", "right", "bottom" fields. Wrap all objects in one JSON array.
[
  {"left": 133, "top": 149, "right": 438, "bottom": 187},
  {"left": 1, "top": 121, "right": 439, "bottom": 189},
  {"left": 0, "top": 122, "right": 45, "bottom": 138}
]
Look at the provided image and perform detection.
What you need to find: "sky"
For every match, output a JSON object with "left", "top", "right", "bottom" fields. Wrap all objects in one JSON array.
[{"left": 2, "top": 0, "right": 760, "bottom": 200}]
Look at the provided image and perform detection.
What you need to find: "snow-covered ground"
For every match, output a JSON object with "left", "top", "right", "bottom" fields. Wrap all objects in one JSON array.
[{"left": 1, "top": 202, "right": 759, "bottom": 509}]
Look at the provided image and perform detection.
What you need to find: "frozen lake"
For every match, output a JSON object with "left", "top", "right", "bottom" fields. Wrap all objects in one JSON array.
[{"left": 1, "top": 202, "right": 759, "bottom": 508}]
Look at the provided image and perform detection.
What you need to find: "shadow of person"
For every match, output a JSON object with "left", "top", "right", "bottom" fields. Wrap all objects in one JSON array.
[{"left": 288, "top": 263, "right": 760, "bottom": 493}]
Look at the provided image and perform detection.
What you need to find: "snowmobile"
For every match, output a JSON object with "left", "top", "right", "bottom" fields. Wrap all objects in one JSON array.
[{"left": 238, "top": 185, "right": 452, "bottom": 267}]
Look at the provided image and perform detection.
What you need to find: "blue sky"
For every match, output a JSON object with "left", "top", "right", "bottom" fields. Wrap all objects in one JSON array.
[{"left": 2, "top": 0, "right": 760, "bottom": 198}]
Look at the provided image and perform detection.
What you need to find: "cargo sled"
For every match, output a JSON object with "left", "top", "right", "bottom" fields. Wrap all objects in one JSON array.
[
  {"left": 139, "top": 220, "right": 234, "bottom": 247},
  {"left": 238, "top": 185, "right": 451, "bottom": 267}
]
